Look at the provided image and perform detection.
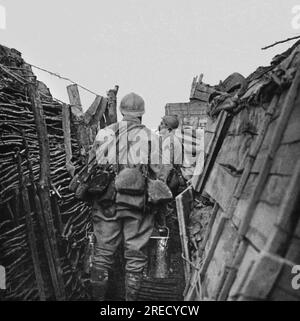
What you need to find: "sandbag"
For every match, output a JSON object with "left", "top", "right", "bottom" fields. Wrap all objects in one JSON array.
[
  {"left": 74, "top": 182, "right": 90, "bottom": 201},
  {"left": 98, "top": 179, "right": 116, "bottom": 203},
  {"left": 93, "top": 181, "right": 117, "bottom": 218},
  {"left": 115, "top": 167, "right": 145, "bottom": 195},
  {"left": 116, "top": 192, "right": 145, "bottom": 210},
  {"left": 88, "top": 171, "right": 112, "bottom": 196},
  {"left": 147, "top": 179, "right": 173, "bottom": 204}
]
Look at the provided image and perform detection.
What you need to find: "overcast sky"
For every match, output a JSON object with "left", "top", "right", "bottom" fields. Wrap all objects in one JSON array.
[{"left": 1, "top": 0, "right": 299, "bottom": 129}]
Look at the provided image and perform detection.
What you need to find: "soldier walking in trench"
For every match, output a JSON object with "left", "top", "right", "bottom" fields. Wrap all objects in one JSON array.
[
  {"left": 158, "top": 115, "right": 187, "bottom": 196},
  {"left": 86, "top": 92, "right": 164, "bottom": 301},
  {"left": 155, "top": 116, "right": 187, "bottom": 231}
]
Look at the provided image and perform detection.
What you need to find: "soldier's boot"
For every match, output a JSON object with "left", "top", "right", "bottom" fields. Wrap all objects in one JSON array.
[
  {"left": 125, "top": 271, "right": 143, "bottom": 301},
  {"left": 90, "top": 267, "right": 109, "bottom": 301}
]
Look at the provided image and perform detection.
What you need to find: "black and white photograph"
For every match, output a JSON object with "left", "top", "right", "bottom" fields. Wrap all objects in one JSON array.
[{"left": 0, "top": 0, "right": 300, "bottom": 311}]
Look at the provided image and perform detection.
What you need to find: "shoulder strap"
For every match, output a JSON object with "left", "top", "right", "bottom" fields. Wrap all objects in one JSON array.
[{"left": 115, "top": 123, "right": 145, "bottom": 173}]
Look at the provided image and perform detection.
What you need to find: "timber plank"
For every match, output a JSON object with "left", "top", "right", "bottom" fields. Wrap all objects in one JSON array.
[
  {"left": 246, "top": 201, "right": 280, "bottom": 249},
  {"left": 282, "top": 90, "right": 300, "bottom": 144},
  {"left": 238, "top": 252, "right": 283, "bottom": 300},
  {"left": 62, "top": 104, "right": 75, "bottom": 177},
  {"left": 227, "top": 243, "right": 257, "bottom": 300},
  {"left": 84, "top": 95, "right": 102, "bottom": 124},
  {"left": 260, "top": 174, "right": 291, "bottom": 206},
  {"left": 204, "top": 164, "right": 240, "bottom": 211},
  {"left": 202, "top": 220, "right": 237, "bottom": 299},
  {"left": 175, "top": 186, "right": 193, "bottom": 283},
  {"left": 67, "top": 84, "right": 82, "bottom": 111},
  {"left": 253, "top": 141, "right": 300, "bottom": 176}
]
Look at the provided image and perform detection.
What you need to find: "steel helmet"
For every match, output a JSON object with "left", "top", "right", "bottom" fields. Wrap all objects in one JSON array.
[
  {"left": 119, "top": 92, "right": 145, "bottom": 117},
  {"left": 161, "top": 115, "right": 179, "bottom": 130}
]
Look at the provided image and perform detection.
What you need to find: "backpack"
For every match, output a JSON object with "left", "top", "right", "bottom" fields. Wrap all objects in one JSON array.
[{"left": 115, "top": 166, "right": 146, "bottom": 195}]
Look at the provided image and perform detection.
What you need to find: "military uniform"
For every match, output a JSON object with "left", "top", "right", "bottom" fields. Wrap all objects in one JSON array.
[
  {"left": 89, "top": 93, "right": 160, "bottom": 301},
  {"left": 157, "top": 115, "right": 187, "bottom": 235},
  {"left": 159, "top": 115, "right": 187, "bottom": 191}
]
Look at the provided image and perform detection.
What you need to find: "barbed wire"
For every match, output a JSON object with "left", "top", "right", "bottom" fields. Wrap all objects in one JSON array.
[
  {"left": 0, "top": 61, "right": 104, "bottom": 105},
  {"left": 29, "top": 63, "right": 100, "bottom": 96}
]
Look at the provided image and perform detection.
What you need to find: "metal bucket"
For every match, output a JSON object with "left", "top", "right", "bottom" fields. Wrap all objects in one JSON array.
[{"left": 149, "top": 227, "right": 170, "bottom": 278}]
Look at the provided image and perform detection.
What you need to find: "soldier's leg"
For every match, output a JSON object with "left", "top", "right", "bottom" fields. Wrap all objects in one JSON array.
[
  {"left": 91, "top": 211, "right": 122, "bottom": 300},
  {"left": 123, "top": 211, "right": 155, "bottom": 300}
]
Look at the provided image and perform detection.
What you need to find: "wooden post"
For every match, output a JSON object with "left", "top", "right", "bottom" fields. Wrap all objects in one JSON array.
[
  {"left": 66, "top": 84, "right": 113, "bottom": 164},
  {"left": 84, "top": 95, "right": 106, "bottom": 143},
  {"left": 25, "top": 65, "right": 66, "bottom": 300},
  {"left": 67, "top": 84, "right": 89, "bottom": 156},
  {"left": 62, "top": 103, "right": 75, "bottom": 177},
  {"left": 22, "top": 133, "right": 65, "bottom": 300},
  {"left": 84, "top": 95, "right": 103, "bottom": 124},
  {"left": 175, "top": 186, "right": 193, "bottom": 283},
  {"left": 15, "top": 148, "right": 46, "bottom": 301},
  {"left": 67, "top": 84, "right": 82, "bottom": 113}
]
